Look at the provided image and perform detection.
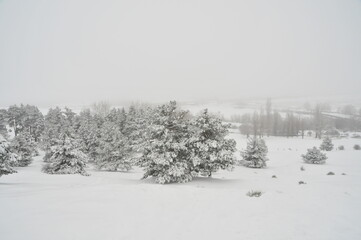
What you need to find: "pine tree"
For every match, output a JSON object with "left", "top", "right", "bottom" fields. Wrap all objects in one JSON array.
[
  {"left": 138, "top": 101, "right": 193, "bottom": 184},
  {"left": 0, "top": 109, "right": 9, "bottom": 138},
  {"left": 0, "top": 134, "right": 17, "bottom": 177},
  {"left": 302, "top": 147, "right": 327, "bottom": 164},
  {"left": 123, "top": 104, "right": 152, "bottom": 152},
  {"left": 241, "top": 137, "right": 268, "bottom": 168},
  {"left": 95, "top": 121, "right": 133, "bottom": 171},
  {"left": 42, "top": 134, "right": 89, "bottom": 176},
  {"left": 75, "top": 109, "right": 100, "bottom": 161},
  {"left": 42, "top": 107, "right": 67, "bottom": 161},
  {"left": 188, "top": 109, "right": 236, "bottom": 177},
  {"left": 10, "top": 132, "right": 36, "bottom": 167},
  {"left": 320, "top": 136, "right": 334, "bottom": 151}
]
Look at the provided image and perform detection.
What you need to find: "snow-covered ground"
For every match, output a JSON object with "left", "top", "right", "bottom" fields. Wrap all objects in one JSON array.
[{"left": 1, "top": 134, "right": 361, "bottom": 240}]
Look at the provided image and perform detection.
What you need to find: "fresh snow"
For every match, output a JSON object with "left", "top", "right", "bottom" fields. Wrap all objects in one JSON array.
[{"left": 1, "top": 135, "right": 361, "bottom": 240}]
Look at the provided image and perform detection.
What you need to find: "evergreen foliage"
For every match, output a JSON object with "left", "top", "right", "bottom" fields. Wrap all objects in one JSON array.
[
  {"left": 188, "top": 109, "right": 236, "bottom": 177},
  {"left": 241, "top": 137, "right": 268, "bottom": 168},
  {"left": 42, "top": 134, "right": 89, "bottom": 176},
  {"left": 10, "top": 132, "right": 36, "bottom": 167},
  {"left": 138, "top": 101, "right": 194, "bottom": 184},
  {"left": 0, "top": 135, "right": 17, "bottom": 177},
  {"left": 95, "top": 121, "right": 133, "bottom": 171},
  {"left": 302, "top": 147, "right": 327, "bottom": 164},
  {"left": 320, "top": 136, "right": 334, "bottom": 151}
]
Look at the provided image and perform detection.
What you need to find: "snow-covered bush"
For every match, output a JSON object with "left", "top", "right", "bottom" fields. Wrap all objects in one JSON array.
[
  {"left": 188, "top": 109, "right": 236, "bottom": 177},
  {"left": 10, "top": 132, "right": 36, "bottom": 167},
  {"left": 42, "top": 134, "right": 89, "bottom": 176},
  {"left": 320, "top": 136, "right": 334, "bottom": 151},
  {"left": 0, "top": 135, "right": 17, "bottom": 177},
  {"left": 302, "top": 147, "right": 327, "bottom": 164},
  {"left": 338, "top": 145, "right": 345, "bottom": 150},
  {"left": 247, "top": 190, "right": 262, "bottom": 197},
  {"left": 95, "top": 122, "right": 133, "bottom": 171},
  {"left": 138, "top": 101, "right": 194, "bottom": 184},
  {"left": 241, "top": 137, "right": 268, "bottom": 168},
  {"left": 354, "top": 144, "right": 361, "bottom": 150}
]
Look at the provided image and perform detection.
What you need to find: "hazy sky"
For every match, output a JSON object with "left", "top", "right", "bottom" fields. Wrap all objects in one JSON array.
[{"left": 0, "top": 0, "right": 361, "bottom": 106}]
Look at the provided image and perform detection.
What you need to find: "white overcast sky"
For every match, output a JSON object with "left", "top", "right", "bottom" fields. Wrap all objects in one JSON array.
[{"left": 0, "top": 0, "right": 360, "bottom": 106}]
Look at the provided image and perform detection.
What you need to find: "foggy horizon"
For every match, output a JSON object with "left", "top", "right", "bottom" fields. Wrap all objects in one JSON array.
[{"left": 1, "top": 0, "right": 361, "bottom": 106}]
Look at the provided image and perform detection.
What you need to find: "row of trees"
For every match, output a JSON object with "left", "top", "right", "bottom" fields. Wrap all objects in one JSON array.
[
  {"left": 34, "top": 101, "right": 238, "bottom": 183},
  {"left": 235, "top": 99, "right": 361, "bottom": 139}
]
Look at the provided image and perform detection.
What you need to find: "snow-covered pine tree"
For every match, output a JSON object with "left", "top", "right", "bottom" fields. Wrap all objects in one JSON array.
[
  {"left": 302, "top": 147, "right": 327, "bottom": 164},
  {"left": 0, "top": 109, "right": 9, "bottom": 138},
  {"left": 320, "top": 136, "right": 334, "bottom": 151},
  {"left": 95, "top": 121, "right": 133, "bottom": 171},
  {"left": 138, "top": 101, "right": 193, "bottom": 184},
  {"left": 42, "top": 107, "right": 66, "bottom": 161},
  {"left": 42, "top": 134, "right": 89, "bottom": 176},
  {"left": 241, "top": 137, "right": 268, "bottom": 168},
  {"left": 123, "top": 104, "right": 152, "bottom": 152},
  {"left": 0, "top": 134, "right": 17, "bottom": 177},
  {"left": 10, "top": 132, "right": 36, "bottom": 167},
  {"left": 188, "top": 109, "right": 236, "bottom": 177},
  {"left": 75, "top": 109, "right": 100, "bottom": 162}
]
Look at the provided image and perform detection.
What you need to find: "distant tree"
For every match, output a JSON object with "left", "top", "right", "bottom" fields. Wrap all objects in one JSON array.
[
  {"left": 91, "top": 101, "right": 111, "bottom": 118},
  {"left": 272, "top": 110, "right": 282, "bottom": 136},
  {"left": 7, "top": 104, "right": 26, "bottom": 136},
  {"left": 266, "top": 98, "right": 272, "bottom": 137},
  {"left": 188, "top": 109, "right": 236, "bottom": 177},
  {"left": 240, "top": 113, "right": 252, "bottom": 137},
  {"left": 23, "top": 105, "right": 44, "bottom": 141},
  {"left": 241, "top": 137, "right": 268, "bottom": 168},
  {"left": 302, "top": 147, "right": 327, "bottom": 164},
  {"left": 319, "top": 136, "right": 334, "bottom": 151},
  {"left": 42, "top": 134, "right": 89, "bottom": 176},
  {"left": 0, "top": 135, "right": 17, "bottom": 177},
  {"left": 313, "top": 104, "right": 324, "bottom": 139},
  {"left": 252, "top": 112, "right": 260, "bottom": 137},
  {"left": 341, "top": 105, "right": 356, "bottom": 115}
]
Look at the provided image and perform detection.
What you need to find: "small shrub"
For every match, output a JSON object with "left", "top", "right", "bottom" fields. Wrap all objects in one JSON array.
[
  {"left": 300, "top": 166, "right": 305, "bottom": 171},
  {"left": 272, "top": 175, "right": 277, "bottom": 178},
  {"left": 241, "top": 137, "right": 268, "bottom": 168},
  {"left": 354, "top": 144, "right": 361, "bottom": 150},
  {"left": 342, "top": 173, "right": 346, "bottom": 175},
  {"left": 299, "top": 181, "right": 306, "bottom": 185},
  {"left": 320, "top": 136, "right": 334, "bottom": 151},
  {"left": 247, "top": 190, "right": 262, "bottom": 197},
  {"left": 327, "top": 172, "right": 335, "bottom": 175},
  {"left": 338, "top": 145, "right": 345, "bottom": 150},
  {"left": 302, "top": 147, "right": 327, "bottom": 164}
]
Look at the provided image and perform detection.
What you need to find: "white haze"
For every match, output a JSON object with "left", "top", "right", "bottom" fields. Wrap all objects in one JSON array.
[{"left": 0, "top": 0, "right": 361, "bottom": 106}]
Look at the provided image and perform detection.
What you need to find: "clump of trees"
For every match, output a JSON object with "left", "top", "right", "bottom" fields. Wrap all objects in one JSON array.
[
  {"left": 236, "top": 100, "right": 361, "bottom": 139},
  {"left": 37, "top": 101, "right": 237, "bottom": 183},
  {"left": 138, "top": 102, "right": 236, "bottom": 184}
]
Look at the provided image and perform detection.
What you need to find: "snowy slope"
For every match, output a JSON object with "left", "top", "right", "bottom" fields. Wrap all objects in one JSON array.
[{"left": 1, "top": 135, "right": 361, "bottom": 240}]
